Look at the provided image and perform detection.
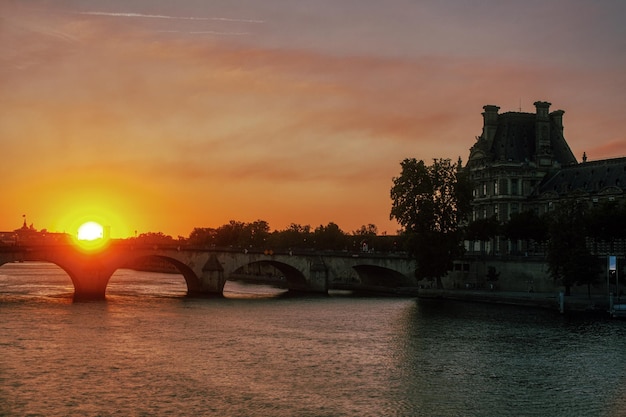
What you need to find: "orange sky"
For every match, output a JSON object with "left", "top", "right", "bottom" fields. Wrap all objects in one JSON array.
[{"left": 1, "top": 1, "right": 625, "bottom": 238}]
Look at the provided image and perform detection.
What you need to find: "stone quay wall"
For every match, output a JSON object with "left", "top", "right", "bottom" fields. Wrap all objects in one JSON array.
[{"left": 441, "top": 256, "right": 611, "bottom": 296}]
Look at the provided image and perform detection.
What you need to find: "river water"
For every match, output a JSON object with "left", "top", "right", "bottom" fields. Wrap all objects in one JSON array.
[{"left": 1, "top": 262, "right": 626, "bottom": 416}]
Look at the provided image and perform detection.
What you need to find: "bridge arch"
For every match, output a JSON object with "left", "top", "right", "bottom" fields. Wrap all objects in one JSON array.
[
  {"left": 0, "top": 258, "right": 78, "bottom": 294},
  {"left": 119, "top": 254, "right": 204, "bottom": 295},
  {"left": 1, "top": 245, "right": 418, "bottom": 299},
  {"left": 352, "top": 264, "right": 413, "bottom": 288},
  {"left": 229, "top": 259, "right": 307, "bottom": 289},
  {"left": 0, "top": 252, "right": 109, "bottom": 299}
]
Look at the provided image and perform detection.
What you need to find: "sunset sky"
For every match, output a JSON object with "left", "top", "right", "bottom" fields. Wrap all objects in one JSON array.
[{"left": 2, "top": 0, "right": 625, "bottom": 238}]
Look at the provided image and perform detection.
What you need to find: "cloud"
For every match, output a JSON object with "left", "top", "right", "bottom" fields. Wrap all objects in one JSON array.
[
  {"left": 68, "top": 9, "right": 263, "bottom": 37},
  {"left": 74, "top": 11, "right": 265, "bottom": 24},
  {"left": 3, "top": 14, "right": 619, "bottom": 181},
  {"left": 2, "top": 1, "right": 624, "bottom": 235}
]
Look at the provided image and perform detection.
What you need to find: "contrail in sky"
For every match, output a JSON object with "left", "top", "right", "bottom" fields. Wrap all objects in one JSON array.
[
  {"left": 157, "top": 30, "right": 250, "bottom": 36},
  {"left": 76, "top": 11, "right": 265, "bottom": 24}
]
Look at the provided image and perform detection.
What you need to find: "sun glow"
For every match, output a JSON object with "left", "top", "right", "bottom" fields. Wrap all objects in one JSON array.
[
  {"left": 50, "top": 192, "right": 135, "bottom": 240},
  {"left": 74, "top": 221, "right": 110, "bottom": 251},
  {"left": 77, "top": 221, "right": 104, "bottom": 241}
]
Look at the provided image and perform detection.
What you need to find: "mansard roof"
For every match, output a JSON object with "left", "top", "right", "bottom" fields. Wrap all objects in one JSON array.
[
  {"left": 487, "top": 112, "right": 538, "bottom": 162},
  {"left": 536, "top": 157, "right": 626, "bottom": 198},
  {"left": 468, "top": 106, "right": 577, "bottom": 167}
]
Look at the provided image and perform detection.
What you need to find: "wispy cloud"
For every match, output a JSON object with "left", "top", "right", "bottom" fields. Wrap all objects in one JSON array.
[
  {"left": 75, "top": 11, "right": 264, "bottom": 24},
  {"left": 156, "top": 30, "right": 249, "bottom": 36},
  {"left": 3, "top": 0, "right": 624, "bottom": 235}
]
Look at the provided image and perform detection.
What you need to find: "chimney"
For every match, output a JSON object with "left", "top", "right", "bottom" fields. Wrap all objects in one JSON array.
[
  {"left": 534, "top": 101, "right": 551, "bottom": 119},
  {"left": 482, "top": 105, "right": 500, "bottom": 125},
  {"left": 534, "top": 101, "right": 552, "bottom": 166},
  {"left": 481, "top": 105, "right": 499, "bottom": 147},
  {"left": 550, "top": 109, "right": 565, "bottom": 134}
]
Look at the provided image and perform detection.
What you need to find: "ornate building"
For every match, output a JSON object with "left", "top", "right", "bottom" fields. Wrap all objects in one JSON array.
[
  {"left": 449, "top": 101, "right": 626, "bottom": 290},
  {"left": 466, "top": 101, "right": 577, "bottom": 223},
  {"left": 464, "top": 100, "right": 626, "bottom": 254},
  {"left": 534, "top": 156, "right": 626, "bottom": 212}
]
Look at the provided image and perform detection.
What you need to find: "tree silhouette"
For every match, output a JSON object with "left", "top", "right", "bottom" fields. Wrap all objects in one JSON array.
[
  {"left": 546, "top": 201, "right": 600, "bottom": 296},
  {"left": 390, "top": 158, "right": 472, "bottom": 288}
]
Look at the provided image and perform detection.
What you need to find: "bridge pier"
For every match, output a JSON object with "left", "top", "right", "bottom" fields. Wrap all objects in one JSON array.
[
  {"left": 307, "top": 259, "right": 329, "bottom": 293},
  {"left": 73, "top": 282, "right": 107, "bottom": 301},
  {"left": 71, "top": 267, "right": 113, "bottom": 301},
  {"left": 197, "top": 254, "right": 227, "bottom": 296}
]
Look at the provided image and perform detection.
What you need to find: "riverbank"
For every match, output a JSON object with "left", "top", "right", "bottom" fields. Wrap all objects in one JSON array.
[{"left": 417, "top": 288, "right": 611, "bottom": 315}]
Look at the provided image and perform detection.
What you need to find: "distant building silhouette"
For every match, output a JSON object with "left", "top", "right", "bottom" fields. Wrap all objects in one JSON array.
[
  {"left": 464, "top": 100, "right": 626, "bottom": 254},
  {"left": 534, "top": 156, "right": 626, "bottom": 208},
  {"left": 0, "top": 217, "right": 70, "bottom": 246}
]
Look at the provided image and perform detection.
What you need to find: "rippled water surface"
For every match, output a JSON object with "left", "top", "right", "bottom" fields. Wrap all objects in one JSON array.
[{"left": 2, "top": 263, "right": 626, "bottom": 416}]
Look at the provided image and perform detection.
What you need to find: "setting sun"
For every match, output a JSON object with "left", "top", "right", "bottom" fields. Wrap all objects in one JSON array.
[
  {"left": 74, "top": 221, "right": 110, "bottom": 251},
  {"left": 77, "top": 221, "right": 104, "bottom": 241}
]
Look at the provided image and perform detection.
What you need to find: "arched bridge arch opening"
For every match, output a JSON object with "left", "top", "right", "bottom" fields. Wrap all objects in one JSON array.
[
  {"left": 352, "top": 265, "right": 413, "bottom": 289},
  {"left": 108, "top": 254, "right": 204, "bottom": 298},
  {"left": 226, "top": 260, "right": 307, "bottom": 295},
  {"left": 0, "top": 261, "right": 76, "bottom": 300}
]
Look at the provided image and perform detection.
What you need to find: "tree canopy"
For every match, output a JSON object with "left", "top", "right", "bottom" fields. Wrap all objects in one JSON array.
[
  {"left": 502, "top": 210, "right": 548, "bottom": 244},
  {"left": 390, "top": 158, "right": 472, "bottom": 287},
  {"left": 184, "top": 220, "right": 399, "bottom": 253},
  {"left": 586, "top": 201, "right": 626, "bottom": 252},
  {"left": 546, "top": 201, "right": 601, "bottom": 296},
  {"left": 465, "top": 215, "right": 500, "bottom": 244}
]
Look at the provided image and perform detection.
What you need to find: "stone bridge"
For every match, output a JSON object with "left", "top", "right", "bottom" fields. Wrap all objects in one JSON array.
[{"left": 0, "top": 242, "right": 417, "bottom": 300}]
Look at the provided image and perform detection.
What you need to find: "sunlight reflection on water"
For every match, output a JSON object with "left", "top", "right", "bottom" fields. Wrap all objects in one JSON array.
[{"left": 1, "top": 263, "right": 626, "bottom": 416}]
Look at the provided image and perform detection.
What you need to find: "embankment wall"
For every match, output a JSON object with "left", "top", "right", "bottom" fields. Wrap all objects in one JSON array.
[{"left": 441, "top": 257, "right": 610, "bottom": 295}]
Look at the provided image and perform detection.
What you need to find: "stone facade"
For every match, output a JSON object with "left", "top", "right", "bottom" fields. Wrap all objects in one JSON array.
[
  {"left": 465, "top": 101, "right": 577, "bottom": 224},
  {"left": 464, "top": 100, "right": 626, "bottom": 254},
  {"left": 453, "top": 101, "right": 626, "bottom": 293},
  {"left": 534, "top": 156, "right": 626, "bottom": 214},
  {"left": 446, "top": 257, "right": 552, "bottom": 292}
]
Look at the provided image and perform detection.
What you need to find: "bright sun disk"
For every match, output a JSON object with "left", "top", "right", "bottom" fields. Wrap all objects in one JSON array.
[{"left": 77, "top": 221, "right": 104, "bottom": 241}]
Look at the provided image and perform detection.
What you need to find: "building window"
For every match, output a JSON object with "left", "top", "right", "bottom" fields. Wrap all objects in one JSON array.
[
  {"left": 528, "top": 180, "right": 533, "bottom": 196},
  {"left": 500, "top": 203, "right": 509, "bottom": 220},
  {"left": 511, "top": 179, "right": 519, "bottom": 195},
  {"left": 500, "top": 179, "right": 509, "bottom": 195},
  {"left": 494, "top": 180, "right": 498, "bottom": 195}
]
